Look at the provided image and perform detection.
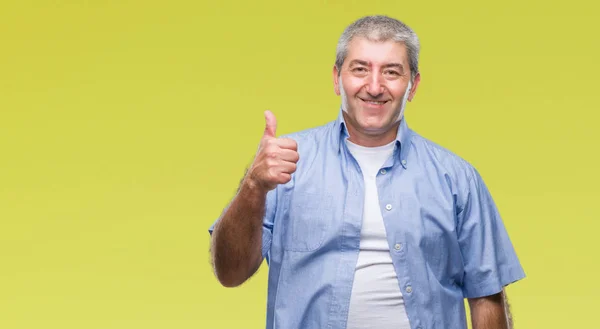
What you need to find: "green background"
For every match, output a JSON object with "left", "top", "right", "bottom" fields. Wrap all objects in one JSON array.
[{"left": 1, "top": 0, "right": 598, "bottom": 328}]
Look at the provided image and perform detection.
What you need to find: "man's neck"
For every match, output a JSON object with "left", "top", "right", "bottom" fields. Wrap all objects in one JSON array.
[{"left": 344, "top": 121, "right": 399, "bottom": 147}]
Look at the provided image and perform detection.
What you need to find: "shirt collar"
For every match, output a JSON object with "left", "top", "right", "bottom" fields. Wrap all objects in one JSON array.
[{"left": 332, "top": 107, "right": 412, "bottom": 168}]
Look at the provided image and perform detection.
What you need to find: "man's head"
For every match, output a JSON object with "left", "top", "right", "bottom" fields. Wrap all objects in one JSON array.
[{"left": 333, "top": 15, "right": 421, "bottom": 146}]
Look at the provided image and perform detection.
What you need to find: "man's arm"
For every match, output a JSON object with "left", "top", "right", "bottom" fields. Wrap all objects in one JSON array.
[
  {"left": 210, "top": 177, "right": 268, "bottom": 287},
  {"left": 468, "top": 288, "right": 512, "bottom": 329},
  {"left": 209, "top": 110, "right": 298, "bottom": 288},
  {"left": 457, "top": 166, "right": 525, "bottom": 327}
]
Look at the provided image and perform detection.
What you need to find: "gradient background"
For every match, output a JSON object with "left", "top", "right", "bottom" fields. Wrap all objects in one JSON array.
[{"left": 1, "top": 0, "right": 598, "bottom": 328}]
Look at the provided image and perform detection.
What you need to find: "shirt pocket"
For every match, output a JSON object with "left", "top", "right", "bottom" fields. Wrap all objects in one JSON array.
[{"left": 282, "top": 191, "right": 333, "bottom": 252}]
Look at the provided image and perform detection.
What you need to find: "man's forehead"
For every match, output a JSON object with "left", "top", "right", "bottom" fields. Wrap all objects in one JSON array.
[{"left": 345, "top": 37, "right": 408, "bottom": 64}]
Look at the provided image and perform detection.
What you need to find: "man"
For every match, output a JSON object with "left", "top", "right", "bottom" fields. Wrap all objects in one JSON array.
[{"left": 208, "top": 15, "right": 525, "bottom": 329}]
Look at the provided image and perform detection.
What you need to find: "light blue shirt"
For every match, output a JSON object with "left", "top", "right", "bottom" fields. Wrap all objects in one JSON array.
[{"left": 209, "top": 108, "right": 526, "bottom": 329}]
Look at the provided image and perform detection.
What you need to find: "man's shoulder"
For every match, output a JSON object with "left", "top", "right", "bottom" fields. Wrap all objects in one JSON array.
[
  {"left": 280, "top": 119, "right": 336, "bottom": 147},
  {"left": 410, "top": 131, "right": 478, "bottom": 181}
]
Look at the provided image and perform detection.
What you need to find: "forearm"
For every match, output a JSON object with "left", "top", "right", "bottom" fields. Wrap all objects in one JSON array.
[
  {"left": 211, "top": 178, "right": 267, "bottom": 287},
  {"left": 503, "top": 289, "right": 513, "bottom": 329},
  {"left": 469, "top": 291, "right": 510, "bottom": 329}
]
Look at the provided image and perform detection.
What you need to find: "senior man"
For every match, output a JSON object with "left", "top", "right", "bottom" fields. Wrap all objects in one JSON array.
[{"left": 209, "top": 15, "right": 526, "bottom": 329}]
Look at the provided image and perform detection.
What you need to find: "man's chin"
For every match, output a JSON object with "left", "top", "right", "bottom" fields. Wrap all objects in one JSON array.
[
  {"left": 358, "top": 118, "right": 401, "bottom": 134},
  {"left": 359, "top": 124, "right": 390, "bottom": 135}
]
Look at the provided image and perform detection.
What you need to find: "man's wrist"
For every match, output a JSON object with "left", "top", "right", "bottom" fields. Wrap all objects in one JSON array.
[{"left": 241, "top": 176, "right": 269, "bottom": 196}]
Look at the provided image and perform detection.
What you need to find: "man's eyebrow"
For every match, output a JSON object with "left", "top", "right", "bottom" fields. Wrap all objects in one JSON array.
[
  {"left": 382, "top": 63, "right": 405, "bottom": 70},
  {"left": 348, "top": 59, "right": 369, "bottom": 67},
  {"left": 348, "top": 60, "right": 405, "bottom": 71}
]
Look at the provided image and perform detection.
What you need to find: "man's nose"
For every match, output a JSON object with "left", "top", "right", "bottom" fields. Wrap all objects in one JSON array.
[{"left": 365, "top": 73, "right": 385, "bottom": 97}]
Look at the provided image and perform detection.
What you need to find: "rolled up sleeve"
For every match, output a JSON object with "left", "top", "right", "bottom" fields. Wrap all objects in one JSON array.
[{"left": 457, "top": 167, "right": 526, "bottom": 298}]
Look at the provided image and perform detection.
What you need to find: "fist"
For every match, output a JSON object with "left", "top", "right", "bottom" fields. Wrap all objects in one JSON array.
[{"left": 247, "top": 110, "right": 299, "bottom": 192}]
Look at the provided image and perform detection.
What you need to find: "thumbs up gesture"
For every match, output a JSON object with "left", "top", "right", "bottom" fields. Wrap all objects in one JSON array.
[{"left": 247, "top": 110, "right": 299, "bottom": 192}]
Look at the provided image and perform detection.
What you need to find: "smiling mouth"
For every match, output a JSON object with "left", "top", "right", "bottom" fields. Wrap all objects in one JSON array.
[{"left": 360, "top": 98, "right": 389, "bottom": 106}]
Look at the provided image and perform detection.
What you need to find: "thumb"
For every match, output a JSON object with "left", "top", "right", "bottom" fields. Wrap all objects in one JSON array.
[{"left": 264, "top": 110, "right": 277, "bottom": 138}]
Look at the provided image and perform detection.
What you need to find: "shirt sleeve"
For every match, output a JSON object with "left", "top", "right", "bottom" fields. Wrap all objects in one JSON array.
[
  {"left": 207, "top": 187, "right": 277, "bottom": 262},
  {"left": 457, "top": 166, "right": 526, "bottom": 299}
]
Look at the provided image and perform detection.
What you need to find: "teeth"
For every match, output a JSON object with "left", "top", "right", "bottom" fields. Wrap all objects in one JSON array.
[{"left": 366, "top": 100, "right": 385, "bottom": 105}]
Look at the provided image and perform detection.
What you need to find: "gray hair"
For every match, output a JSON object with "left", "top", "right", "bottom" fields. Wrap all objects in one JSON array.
[{"left": 335, "top": 15, "right": 420, "bottom": 81}]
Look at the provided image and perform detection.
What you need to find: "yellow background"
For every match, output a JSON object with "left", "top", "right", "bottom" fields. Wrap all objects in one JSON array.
[{"left": 1, "top": 0, "right": 598, "bottom": 328}]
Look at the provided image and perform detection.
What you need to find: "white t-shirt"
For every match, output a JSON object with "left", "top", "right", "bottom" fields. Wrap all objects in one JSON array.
[{"left": 345, "top": 139, "right": 411, "bottom": 329}]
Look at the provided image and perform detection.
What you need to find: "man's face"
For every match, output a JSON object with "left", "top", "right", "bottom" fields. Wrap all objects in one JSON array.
[{"left": 333, "top": 37, "right": 420, "bottom": 144}]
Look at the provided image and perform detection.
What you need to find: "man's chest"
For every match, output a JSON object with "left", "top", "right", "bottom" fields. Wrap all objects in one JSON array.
[{"left": 273, "top": 162, "right": 460, "bottom": 257}]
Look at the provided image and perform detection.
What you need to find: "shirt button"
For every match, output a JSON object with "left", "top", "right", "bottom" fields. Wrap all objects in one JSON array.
[
  {"left": 406, "top": 286, "right": 413, "bottom": 293},
  {"left": 394, "top": 243, "right": 402, "bottom": 250},
  {"left": 385, "top": 204, "right": 392, "bottom": 211},
  {"left": 401, "top": 159, "right": 407, "bottom": 165},
  {"left": 380, "top": 168, "right": 387, "bottom": 175}
]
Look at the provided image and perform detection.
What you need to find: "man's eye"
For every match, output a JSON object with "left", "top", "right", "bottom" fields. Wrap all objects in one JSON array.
[
  {"left": 353, "top": 67, "right": 367, "bottom": 72},
  {"left": 385, "top": 70, "right": 400, "bottom": 76}
]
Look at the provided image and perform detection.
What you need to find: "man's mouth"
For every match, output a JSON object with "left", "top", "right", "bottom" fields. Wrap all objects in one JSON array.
[{"left": 360, "top": 98, "right": 388, "bottom": 106}]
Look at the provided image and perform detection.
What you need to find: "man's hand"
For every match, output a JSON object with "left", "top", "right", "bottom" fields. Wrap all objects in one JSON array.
[{"left": 246, "top": 110, "right": 299, "bottom": 192}]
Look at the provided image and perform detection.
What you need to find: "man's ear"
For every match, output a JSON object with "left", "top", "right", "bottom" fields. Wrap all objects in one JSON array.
[
  {"left": 333, "top": 65, "right": 341, "bottom": 96},
  {"left": 408, "top": 72, "right": 421, "bottom": 102}
]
